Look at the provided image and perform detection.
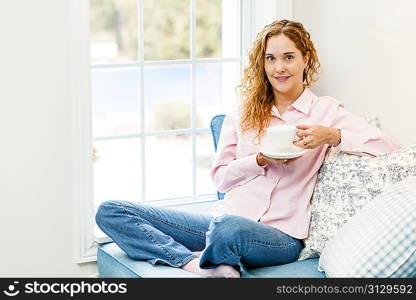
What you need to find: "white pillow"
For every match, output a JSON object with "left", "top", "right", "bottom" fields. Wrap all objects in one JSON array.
[
  {"left": 298, "top": 144, "right": 416, "bottom": 260},
  {"left": 318, "top": 176, "right": 416, "bottom": 277}
]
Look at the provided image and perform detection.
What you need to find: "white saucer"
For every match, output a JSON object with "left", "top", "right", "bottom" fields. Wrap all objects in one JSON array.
[{"left": 261, "top": 147, "right": 307, "bottom": 159}]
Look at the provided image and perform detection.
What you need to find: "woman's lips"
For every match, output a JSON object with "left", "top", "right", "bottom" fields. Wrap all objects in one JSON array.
[{"left": 275, "top": 76, "right": 291, "bottom": 82}]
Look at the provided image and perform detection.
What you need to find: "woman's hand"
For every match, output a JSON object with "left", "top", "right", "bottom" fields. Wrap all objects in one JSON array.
[
  {"left": 256, "top": 152, "right": 301, "bottom": 166},
  {"left": 293, "top": 125, "right": 341, "bottom": 149}
]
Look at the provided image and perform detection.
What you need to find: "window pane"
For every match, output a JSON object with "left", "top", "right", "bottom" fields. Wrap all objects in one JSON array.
[
  {"left": 90, "top": 0, "right": 138, "bottom": 64},
  {"left": 91, "top": 67, "right": 140, "bottom": 137},
  {"left": 195, "top": 62, "right": 241, "bottom": 128},
  {"left": 196, "top": 0, "right": 221, "bottom": 58},
  {"left": 93, "top": 138, "right": 142, "bottom": 206},
  {"left": 144, "top": 65, "right": 191, "bottom": 131},
  {"left": 145, "top": 135, "right": 192, "bottom": 200},
  {"left": 143, "top": 0, "right": 190, "bottom": 60},
  {"left": 196, "top": 132, "right": 217, "bottom": 196},
  {"left": 196, "top": 0, "right": 240, "bottom": 58},
  {"left": 221, "top": 0, "right": 241, "bottom": 57}
]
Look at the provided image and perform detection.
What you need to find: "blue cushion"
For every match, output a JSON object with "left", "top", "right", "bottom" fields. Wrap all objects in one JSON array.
[
  {"left": 210, "top": 114, "right": 225, "bottom": 152},
  {"left": 97, "top": 242, "right": 326, "bottom": 278},
  {"left": 210, "top": 114, "right": 226, "bottom": 200}
]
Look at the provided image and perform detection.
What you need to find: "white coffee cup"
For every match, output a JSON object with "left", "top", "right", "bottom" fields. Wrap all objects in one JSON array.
[{"left": 261, "top": 125, "right": 299, "bottom": 153}]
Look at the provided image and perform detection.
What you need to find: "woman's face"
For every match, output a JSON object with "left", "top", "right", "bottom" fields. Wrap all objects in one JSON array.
[{"left": 264, "top": 34, "right": 308, "bottom": 98}]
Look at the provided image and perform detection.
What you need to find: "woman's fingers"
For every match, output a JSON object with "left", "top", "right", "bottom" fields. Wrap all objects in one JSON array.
[
  {"left": 263, "top": 157, "right": 288, "bottom": 165},
  {"left": 296, "top": 130, "right": 309, "bottom": 138},
  {"left": 293, "top": 140, "right": 308, "bottom": 148},
  {"left": 296, "top": 124, "right": 311, "bottom": 130},
  {"left": 295, "top": 125, "right": 317, "bottom": 148}
]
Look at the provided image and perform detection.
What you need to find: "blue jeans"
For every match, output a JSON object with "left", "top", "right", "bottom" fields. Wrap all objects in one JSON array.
[{"left": 95, "top": 200, "right": 304, "bottom": 271}]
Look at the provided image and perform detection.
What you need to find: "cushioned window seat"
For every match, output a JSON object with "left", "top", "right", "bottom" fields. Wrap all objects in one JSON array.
[{"left": 97, "top": 242, "right": 326, "bottom": 278}]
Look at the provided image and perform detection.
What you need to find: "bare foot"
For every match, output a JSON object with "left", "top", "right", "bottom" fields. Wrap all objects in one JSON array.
[{"left": 181, "top": 258, "right": 240, "bottom": 278}]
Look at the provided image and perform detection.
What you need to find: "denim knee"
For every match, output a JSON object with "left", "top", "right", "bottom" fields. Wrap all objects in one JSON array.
[
  {"left": 208, "top": 214, "right": 249, "bottom": 243},
  {"left": 95, "top": 200, "right": 124, "bottom": 227}
]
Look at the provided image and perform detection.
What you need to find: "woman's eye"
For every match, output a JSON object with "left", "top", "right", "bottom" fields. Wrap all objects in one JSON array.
[
  {"left": 285, "top": 55, "right": 294, "bottom": 60},
  {"left": 266, "top": 56, "right": 274, "bottom": 61}
]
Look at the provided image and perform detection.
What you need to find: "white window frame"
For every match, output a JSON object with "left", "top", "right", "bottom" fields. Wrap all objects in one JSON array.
[{"left": 71, "top": 0, "right": 293, "bottom": 264}]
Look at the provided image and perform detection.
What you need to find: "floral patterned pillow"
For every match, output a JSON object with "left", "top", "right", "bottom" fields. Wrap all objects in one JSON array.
[{"left": 298, "top": 144, "right": 416, "bottom": 260}]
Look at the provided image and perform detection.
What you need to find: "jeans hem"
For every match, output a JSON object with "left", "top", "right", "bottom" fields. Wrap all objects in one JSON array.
[
  {"left": 177, "top": 254, "right": 198, "bottom": 268},
  {"left": 148, "top": 253, "right": 198, "bottom": 268}
]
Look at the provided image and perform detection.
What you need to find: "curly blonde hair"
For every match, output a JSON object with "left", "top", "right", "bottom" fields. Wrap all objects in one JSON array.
[{"left": 238, "top": 19, "right": 320, "bottom": 143}]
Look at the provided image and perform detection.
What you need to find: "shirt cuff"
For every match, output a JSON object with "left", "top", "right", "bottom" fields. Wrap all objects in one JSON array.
[
  {"left": 334, "top": 129, "right": 365, "bottom": 153},
  {"left": 237, "top": 153, "right": 266, "bottom": 176}
]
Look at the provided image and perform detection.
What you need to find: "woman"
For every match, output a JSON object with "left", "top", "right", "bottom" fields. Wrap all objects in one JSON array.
[{"left": 95, "top": 20, "right": 399, "bottom": 278}]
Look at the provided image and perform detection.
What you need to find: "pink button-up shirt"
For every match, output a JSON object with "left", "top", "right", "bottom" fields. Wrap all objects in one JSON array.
[{"left": 209, "top": 88, "right": 400, "bottom": 239}]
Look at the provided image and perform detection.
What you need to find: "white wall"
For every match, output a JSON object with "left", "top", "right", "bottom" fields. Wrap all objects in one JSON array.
[
  {"left": 0, "top": 0, "right": 96, "bottom": 276},
  {"left": 293, "top": 0, "right": 416, "bottom": 145},
  {"left": 244, "top": 0, "right": 293, "bottom": 54}
]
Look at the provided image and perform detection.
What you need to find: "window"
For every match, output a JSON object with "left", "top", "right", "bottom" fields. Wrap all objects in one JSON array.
[
  {"left": 88, "top": 0, "right": 244, "bottom": 244},
  {"left": 73, "top": 0, "right": 292, "bottom": 263}
]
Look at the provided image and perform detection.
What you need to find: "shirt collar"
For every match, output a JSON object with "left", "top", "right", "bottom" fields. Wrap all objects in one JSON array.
[
  {"left": 271, "top": 88, "right": 314, "bottom": 118},
  {"left": 289, "top": 87, "right": 314, "bottom": 116}
]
